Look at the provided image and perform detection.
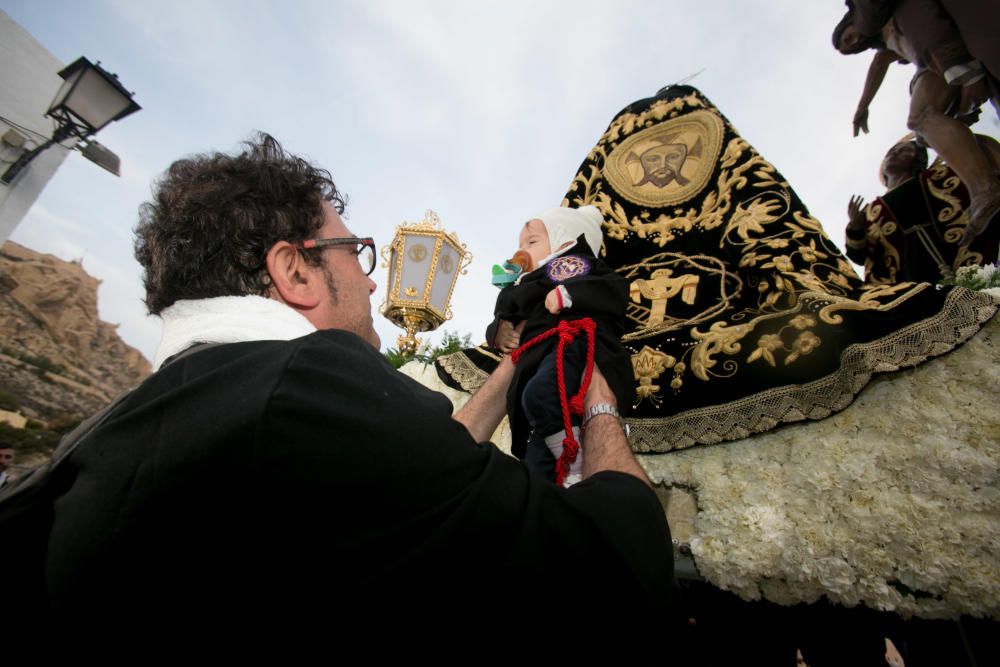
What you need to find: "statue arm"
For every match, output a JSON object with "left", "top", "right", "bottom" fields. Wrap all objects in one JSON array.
[{"left": 854, "top": 49, "right": 898, "bottom": 137}]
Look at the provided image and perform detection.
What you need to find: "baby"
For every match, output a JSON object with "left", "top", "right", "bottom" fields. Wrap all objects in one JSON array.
[{"left": 487, "top": 205, "right": 633, "bottom": 486}]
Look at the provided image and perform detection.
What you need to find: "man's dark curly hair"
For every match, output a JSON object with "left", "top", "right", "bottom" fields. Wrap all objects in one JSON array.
[{"left": 134, "top": 133, "right": 345, "bottom": 315}]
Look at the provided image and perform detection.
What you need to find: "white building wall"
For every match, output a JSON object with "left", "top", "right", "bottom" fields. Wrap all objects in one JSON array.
[{"left": 0, "top": 10, "right": 72, "bottom": 244}]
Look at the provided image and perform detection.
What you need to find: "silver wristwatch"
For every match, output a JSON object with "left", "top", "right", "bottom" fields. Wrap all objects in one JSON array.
[{"left": 581, "top": 403, "right": 628, "bottom": 435}]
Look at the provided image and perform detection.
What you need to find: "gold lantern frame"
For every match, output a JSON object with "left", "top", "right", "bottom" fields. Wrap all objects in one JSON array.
[{"left": 380, "top": 210, "right": 472, "bottom": 355}]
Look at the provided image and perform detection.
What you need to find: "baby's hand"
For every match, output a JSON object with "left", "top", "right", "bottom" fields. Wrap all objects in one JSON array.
[
  {"left": 545, "top": 288, "right": 562, "bottom": 314},
  {"left": 495, "top": 319, "right": 524, "bottom": 354}
]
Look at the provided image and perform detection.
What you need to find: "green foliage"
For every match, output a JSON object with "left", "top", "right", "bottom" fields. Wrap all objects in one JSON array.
[
  {"left": 0, "top": 388, "right": 18, "bottom": 411},
  {"left": 1, "top": 346, "right": 65, "bottom": 375},
  {"left": 428, "top": 331, "right": 474, "bottom": 361},
  {"left": 0, "top": 422, "right": 62, "bottom": 456},
  {"left": 0, "top": 412, "right": 82, "bottom": 458},
  {"left": 384, "top": 347, "right": 410, "bottom": 370},
  {"left": 383, "top": 330, "right": 474, "bottom": 369}
]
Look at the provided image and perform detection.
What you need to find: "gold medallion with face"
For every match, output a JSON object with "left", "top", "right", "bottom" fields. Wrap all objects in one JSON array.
[{"left": 604, "top": 109, "right": 724, "bottom": 208}]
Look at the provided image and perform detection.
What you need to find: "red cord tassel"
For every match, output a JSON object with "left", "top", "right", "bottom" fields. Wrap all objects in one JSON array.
[{"left": 511, "top": 317, "right": 597, "bottom": 486}]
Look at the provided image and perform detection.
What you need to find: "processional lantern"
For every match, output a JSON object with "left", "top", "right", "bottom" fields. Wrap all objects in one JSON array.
[{"left": 380, "top": 210, "right": 472, "bottom": 355}]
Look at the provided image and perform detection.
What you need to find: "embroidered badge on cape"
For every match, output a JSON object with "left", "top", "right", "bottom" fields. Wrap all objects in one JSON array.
[{"left": 546, "top": 255, "right": 591, "bottom": 282}]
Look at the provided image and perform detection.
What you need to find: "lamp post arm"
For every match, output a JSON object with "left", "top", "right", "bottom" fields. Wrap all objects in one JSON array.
[{"left": 1, "top": 124, "right": 76, "bottom": 185}]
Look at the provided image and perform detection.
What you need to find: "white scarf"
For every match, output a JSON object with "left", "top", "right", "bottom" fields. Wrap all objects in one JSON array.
[{"left": 153, "top": 296, "right": 316, "bottom": 370}]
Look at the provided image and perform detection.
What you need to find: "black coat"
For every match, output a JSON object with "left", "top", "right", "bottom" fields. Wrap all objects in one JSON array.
[
  {"left": 42, "top": 328, "right": 670, "bottom": 653},
  {"left": 486, "top": 238, "right": 634, "bottom": 457}
]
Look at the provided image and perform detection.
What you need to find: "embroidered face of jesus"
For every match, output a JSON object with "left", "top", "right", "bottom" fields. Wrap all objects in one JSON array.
[{"left": 637, "top": 142, "right": 689, "bottom": 188}]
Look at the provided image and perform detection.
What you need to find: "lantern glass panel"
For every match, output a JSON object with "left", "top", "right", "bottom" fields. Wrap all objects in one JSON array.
[
  {"left": 49, "top": 68, "right": 83, "bottom": 112},
  {"left": 398, "top": 234, "right": 434, "bottom": 302},
  {"left": 429, "top": 242, "right": 460, "bottom": 315},
  {"left": 62, "top": 68, "right": 133, "bottom": 132},
  {"left": 386, "top": 245, "right": 398, "bottom": 299}
]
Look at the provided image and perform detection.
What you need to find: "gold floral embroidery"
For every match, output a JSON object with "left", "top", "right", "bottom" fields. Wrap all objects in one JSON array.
[
  {"left": 631, "top": 346, "right": 676, "bottom": 405},
  {"left": 747, "top": 333, "right": 784, "bottom": 367}
]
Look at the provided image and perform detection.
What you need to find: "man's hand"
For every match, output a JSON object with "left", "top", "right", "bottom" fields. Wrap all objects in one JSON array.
[
  {"left": 853, "top": 106, "right": 870, "bottom": 136},
  {"left": 495, "top": 319, "right": 524, "bottom": 354},
  {"left": 544, "top": 288, "right": 562, "bottom": 315},
  {"left": 847, "top": 195, "right": 867, "bottom": 229}
]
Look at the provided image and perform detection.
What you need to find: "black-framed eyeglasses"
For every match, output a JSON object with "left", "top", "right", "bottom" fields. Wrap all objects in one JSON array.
[{"left": 298, "top": 237, "right": 377, "bottom": 276}]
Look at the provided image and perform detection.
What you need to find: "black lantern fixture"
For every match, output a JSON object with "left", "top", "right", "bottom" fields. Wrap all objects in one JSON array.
[{"left": 1, "top": 57, "right": 140, "bottom": 185}]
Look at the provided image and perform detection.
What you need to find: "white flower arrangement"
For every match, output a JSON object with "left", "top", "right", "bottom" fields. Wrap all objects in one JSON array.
[
  {"left": 641, "top": 314, "right": 1000, "bottom": 619},
  {"left": 943, "top": 263, "right": 1000, "bottom": 299}
]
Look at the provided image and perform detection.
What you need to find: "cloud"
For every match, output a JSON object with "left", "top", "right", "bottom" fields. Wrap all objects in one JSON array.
[{"left": 7, "top": 0, "right": 996, "bottom": 362}]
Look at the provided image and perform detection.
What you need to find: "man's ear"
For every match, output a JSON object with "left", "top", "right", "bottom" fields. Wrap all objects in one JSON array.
[{"left": 265, "top": 241, "right": 322, "bottom": 309}]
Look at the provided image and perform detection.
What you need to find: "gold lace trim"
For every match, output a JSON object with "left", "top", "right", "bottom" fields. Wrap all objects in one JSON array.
[
  {"left": 436, "top": 347, "right": 492, "bottom": 393},
  {"left": 627, "top": 288, "right": 998, "bottom": 452}
]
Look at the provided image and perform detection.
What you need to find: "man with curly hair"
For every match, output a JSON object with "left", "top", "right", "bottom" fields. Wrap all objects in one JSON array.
[{"left": 33, "top": 133, "right": 672, "bottom": 656}]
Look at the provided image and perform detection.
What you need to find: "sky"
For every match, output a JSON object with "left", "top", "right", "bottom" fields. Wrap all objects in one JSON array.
[{"left": 4, "top": 0, "right": 999, "bottom": 362}]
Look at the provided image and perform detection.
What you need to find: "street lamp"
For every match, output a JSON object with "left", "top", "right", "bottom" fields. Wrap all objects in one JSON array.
[
  {"left": 381, "top": 210, "right": 472, "bottom": 355},
  {"left": 1, "top": 57, "right": 140, "bottom": 185}
]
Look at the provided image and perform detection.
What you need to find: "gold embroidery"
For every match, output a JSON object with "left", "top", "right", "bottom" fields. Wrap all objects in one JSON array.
[
  {"left": 631, "top": 346, "right": 676, "bottom": 405},
  {"left": 746, "top": 317, "right": 822, "bottom": 367},
  {"left": 925, "top": 161, "right": 964, "bottom": 224},
  {"left": 626, "top": 289, "right": 997, "bottom": 452},
  {"left": 436, "top": 350, "right": 490, "bottom": 393},
  {"left": 618, "top": 253, "right": 742, "bottom": 339},
  {"left": 690, "top": 321, "right": 750, "bottom": 381},
  {"left": 816, "top": 282, "right": 926, "bottom": 325},
  {"left": 604, "top": 110, "right": 724, "bottom": 208},
  {"left": 583, "top": 137, "right": 780, "bottom": 247},
  {"left": 558, "top": 89, "right": 990, "bottom": 452},
  {"left": 629, "top": 269, "right": 700, "bottom": 327}
]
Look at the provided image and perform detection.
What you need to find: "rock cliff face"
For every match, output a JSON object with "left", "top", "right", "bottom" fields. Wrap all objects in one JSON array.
[{"left": 0, "top": 241, "right": 150, "bottom": 423}]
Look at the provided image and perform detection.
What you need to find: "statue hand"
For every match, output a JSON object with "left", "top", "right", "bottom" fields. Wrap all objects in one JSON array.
[
  {"left": 852, "top": 107, "right": 869, "bottom": 137},
  {"left": 847, "top": 195, "right": 867, "bottom": 229},
  {"left": 960, "top": 79, "right": 989, "bottom": 116}
]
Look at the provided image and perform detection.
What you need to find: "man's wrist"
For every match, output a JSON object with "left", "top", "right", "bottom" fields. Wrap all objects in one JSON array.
[
  {"left": 582, "top": 402, "right": 620, "bottom": 425},
  {"left": 582, "top": 402, "right": 628, "bottom": 435}
]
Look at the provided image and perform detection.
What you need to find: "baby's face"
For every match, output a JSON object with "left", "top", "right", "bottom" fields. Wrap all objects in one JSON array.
[{"left": 518, "top": 219, "right": 552, "bottom": 271}]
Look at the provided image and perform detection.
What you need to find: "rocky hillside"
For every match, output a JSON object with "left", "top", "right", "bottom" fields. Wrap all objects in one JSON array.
[{"left": 0, "top": 241, "right": 150, "bottom": 432}]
